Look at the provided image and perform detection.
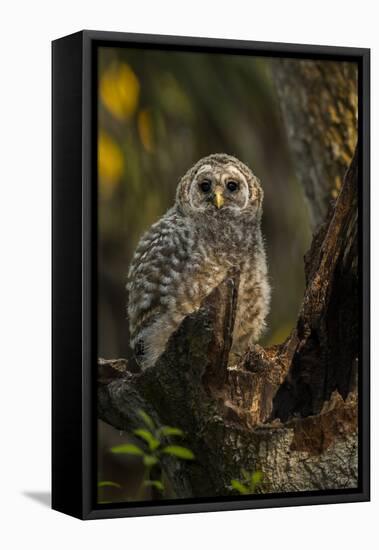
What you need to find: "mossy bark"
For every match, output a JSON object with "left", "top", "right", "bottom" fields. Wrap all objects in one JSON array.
[{"left": 272, "top": 59, "right": 358, "bottom": 228}]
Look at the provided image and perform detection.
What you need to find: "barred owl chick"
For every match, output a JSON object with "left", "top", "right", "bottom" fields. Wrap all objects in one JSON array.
[{"left": 127, "top": 153, "right": 270, "bottom": 369}]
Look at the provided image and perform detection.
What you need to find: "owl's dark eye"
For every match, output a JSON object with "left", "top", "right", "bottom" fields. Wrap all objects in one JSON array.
[
  {"left": 199, "top": 180, "right": 212, "bottom": 193},
  {"left": 226, "top": 180, "right": 239, "bottom": 192}
]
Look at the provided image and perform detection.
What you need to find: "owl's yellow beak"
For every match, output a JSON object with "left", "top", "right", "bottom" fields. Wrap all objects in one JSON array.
[{"left": 214, "top": 189, "right": 224, "bottom": 209}]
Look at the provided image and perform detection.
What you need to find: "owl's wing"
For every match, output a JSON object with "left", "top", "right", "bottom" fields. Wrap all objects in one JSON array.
[{"left": 127, "top": 208, "right": 194, "bottom": 345}]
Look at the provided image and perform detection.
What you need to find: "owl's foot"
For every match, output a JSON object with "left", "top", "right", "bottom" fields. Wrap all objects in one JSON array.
[{"left": 132, "top": 324, "right": 169, "bottom": 370}]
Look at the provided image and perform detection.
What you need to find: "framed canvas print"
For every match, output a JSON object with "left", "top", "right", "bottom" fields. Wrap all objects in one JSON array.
[{"left": 52, "top": 30, "right": 370, "bottom": 520}]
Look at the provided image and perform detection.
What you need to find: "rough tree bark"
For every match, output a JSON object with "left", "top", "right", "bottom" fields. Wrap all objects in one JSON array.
[
  {"left": 98, "top": 62, "right": 359, "bottom": 497},
  {"left": 272, "top": 59, "right": 357, "bottom": 228}
]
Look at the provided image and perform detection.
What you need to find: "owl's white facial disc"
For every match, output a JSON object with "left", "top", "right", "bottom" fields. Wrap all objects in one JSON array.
[
  {"left": 188, "top": 164, "right": 212, "bottom": 212},
  {"left": 222, "top": 165, "right": 250, "bottom": 211},
  {"left": 188, "top": 163, "right": 252, "bottom": 214}
]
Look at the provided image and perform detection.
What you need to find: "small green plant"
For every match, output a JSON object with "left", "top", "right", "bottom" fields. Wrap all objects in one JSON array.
[
  {"left": 97, "top": 480, "right": 122, "bottom": 504},
  {"left": 230, "top": 469, "right": 263, "bottom": 495},
  {"left": 110, "top": 409, "right": 195, "bottom": 496}
]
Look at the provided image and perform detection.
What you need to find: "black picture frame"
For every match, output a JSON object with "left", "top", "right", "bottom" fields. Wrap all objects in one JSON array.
[{"left": 52, "top": 30, "right": 370, "bottom": 520}]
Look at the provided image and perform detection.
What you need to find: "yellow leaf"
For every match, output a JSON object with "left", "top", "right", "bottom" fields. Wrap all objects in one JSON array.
[
  {"left": 138, "top": 109, "right": 154, "bottom": 152},
  {"left": 100, "top": 62, "right": 140, "bottom": 121},
  {"left": 98, "top": 130, "right": 124, "bottom": 198}
]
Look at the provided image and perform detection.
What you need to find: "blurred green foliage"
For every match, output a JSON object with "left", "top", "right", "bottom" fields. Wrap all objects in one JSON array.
[
  {"left": 97, "top": 480, "right": 122, "bottom": 505},
  {"left": 230, "top": 469, "right": 263, "bottom": 495},
  {"left": 97, "top": 46, "right": 311, "bottom": 360}
]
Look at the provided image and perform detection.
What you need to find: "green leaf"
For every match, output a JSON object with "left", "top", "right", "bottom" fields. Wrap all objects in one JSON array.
[
  {"left": 241, "top": 469, "right": 250, "bottom": 481},
  {"left": 162, "top": 446, "right": 194, "bottom": 460},
  {"left": 138, "top": 409, "right": 155, "bottom": 431},
  {"left": 143, "top": 454, "right": 158, "bottom": 467},
  {"left": 134, "top": 429, "right": 160, "bottom": 451},
  {"left": 159, "top": 426, "right": 184, "bottom": 438},
  {"left": 143, "top": 480, "right": 164, "bottom": 491},
  {"left": 110, "top": 444, "right": 144, "bottom": 456},
  {"left": 251, "top": 471, "right": 263, "bottom": 487},
  {"left": 97, "top": 481, "right": 121, "bottom": 489},
  {"left": 231, "top": 480, "right": 249, "bottom": 494}
]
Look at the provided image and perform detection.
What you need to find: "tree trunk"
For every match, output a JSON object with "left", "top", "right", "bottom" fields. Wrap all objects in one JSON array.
[
  {"left": 272, "top": 59, "right": 357, "bottom": 228},
  {"left": 98, "top": 62, "right": 359, "bottom": 498}
]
